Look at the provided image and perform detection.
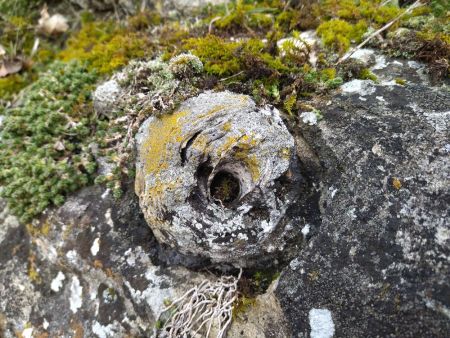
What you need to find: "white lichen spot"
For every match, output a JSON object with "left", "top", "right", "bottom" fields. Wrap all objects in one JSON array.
[
  {"left": 66, "top": 250, "right": 78, "bottom": 264},
  {"left": 125, "top": 249, "right": 136, "bottom": 267},
  {"left": 92, "top": 321, "right": 116, "bottom": 338},
  {"left": 423, "top": 111, "right": 450, "bottom": 133},
  {"left": 376, "top": 96, "right": 386, "bottom": 103},
  {"left": 22, "top": 327, "right": 33, "bottom": 338},
  {"left": 435, "top": 226, "right": 450, "bottom": 246},
  {"left": 371, "top": 143, "right": 383, "bottom": 157},
  {"left": 105, "top": 208, "right": 114, "bottom": 227},
  {"left": 328, "top": 187, "right": 338, "bottom": 199},
  {"left": 69, "top": 276, "right": 83, "bottom": 314},
  {"left": 300, "top": 111, "right": 318, "bottom": 126},
  {"left": 302, "top": 224, "right": 310, "bottom": 237},
  {"left": 90, "top": 237, "right": 100, "bottom": 256},
  {"left": 101, "top": 188, "right": 110, "bottom": 199},
  {"left": 43, "top": 318, "right": 49, "bottom": 330},
  {"left": 289, "top": 257, "right": 301, "bottom": 270},
  {"left": 346, "top": 48, "right": 375, "bottom": 66},
  {"left": 309, "top": 308, "right": 335, "bottom": 338},
  {"left": 50, "top": 271, "right": 66, "bottom": 292},
  {"left": 372, "top": 54, "right": 387, "bottom": 70},
  {"left": 341, "top": 79, "right": 376, "bottom": 96},
  {"left": 347, "top": 208, "right": 357, "bottom": 220},
  {"left": 407, "top": 61, "right": 422, "bottom": 69}
]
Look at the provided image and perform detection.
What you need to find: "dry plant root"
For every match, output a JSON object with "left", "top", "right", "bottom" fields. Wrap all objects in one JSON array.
[{"left": 155, "top": 269, "right": 243, "bottom": 338}]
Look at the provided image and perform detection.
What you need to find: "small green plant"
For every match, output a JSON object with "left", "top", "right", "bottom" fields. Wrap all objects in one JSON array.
[{"left": 0, "top": 61, "right": 99, "bottom": 222}]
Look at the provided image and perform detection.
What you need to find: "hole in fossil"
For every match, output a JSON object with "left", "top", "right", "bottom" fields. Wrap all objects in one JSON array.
[{"left": 210, "top": 171, "right": 241, "bottom": 207}]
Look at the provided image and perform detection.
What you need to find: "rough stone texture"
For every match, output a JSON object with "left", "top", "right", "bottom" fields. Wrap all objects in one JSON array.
[
  {"left": 93, "top": 79, "right": 122, "bottom": 117},
  {"left": 1, "top": 48, "right": 449, "bottom": 337},
  {"left": 135, "top": 91, "right": 315, "bottom": 267},
  {"left": 228, "top": 280, "right": 292, "bottom": 338},
  {"left": 276, "top": 52, "right": 450, "bottom": 337},
  {"left": 0, "top": 188, "right": 216, "bottom": 337}
]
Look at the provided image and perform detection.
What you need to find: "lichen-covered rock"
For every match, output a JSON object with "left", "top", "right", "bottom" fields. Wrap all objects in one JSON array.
[
  {"left": 135, "top": 91, "right": 307, "bottom": 267},
  {"left": 0, "top": 187, "right": 215, "bottom": 338},
  {"left": 276, "top": 54, "right": 450, "bottom": 337}
]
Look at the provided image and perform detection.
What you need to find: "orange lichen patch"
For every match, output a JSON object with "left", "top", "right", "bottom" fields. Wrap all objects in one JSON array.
[
  {"left": 392, "top": 177, "right": 402, "bottom": 190},
  {"left": 70, "top": 320, "right": 84, "bottom": 338},
  {"left": 93, "top": 259, "right": 103, "bottom": 269},
  {"left": 141, "top": 110, "right": 189, "bottom": 176}
]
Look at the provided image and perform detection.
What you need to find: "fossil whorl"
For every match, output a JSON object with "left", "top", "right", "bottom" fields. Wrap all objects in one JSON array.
[{"left": 135, "top": 91, "right": 303, "bottom": 266}]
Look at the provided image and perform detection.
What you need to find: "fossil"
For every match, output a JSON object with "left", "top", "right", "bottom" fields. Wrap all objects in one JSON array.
[{"left": 135, "top": 91, "right": 304, "bottom": 266}]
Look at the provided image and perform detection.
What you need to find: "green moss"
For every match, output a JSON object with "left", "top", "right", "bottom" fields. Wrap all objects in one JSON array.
[
  {"left": 283, "top": 92, "right": 297, "bottom": 116},
  {"left": 0, "top": 73, "right": 34, "bottom": 102},
  {"left": 59, "top": 21, "right": 152, "bottom": 75},
  {"left": 183, "top": 35, "right": 292, "bottom": 79},
  {"left": 211, "top": 0, "right": 277, "bottom": 32},
  {"left": 128, "top": 10, "right": 162, "bottom": 30},
  {"left": 359, "top": 68, "right": 378, "bottom": 82},
  {"left": 0, "top": 61, "right": 100, "bottom": 222},
  {"left": 317, "top": 19, "right": 368, "bottom": 54}
]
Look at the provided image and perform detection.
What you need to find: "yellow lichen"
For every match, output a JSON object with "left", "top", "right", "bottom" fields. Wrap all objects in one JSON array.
[
  {"left": 279, "top": 147, "right": 292, "bottom": 160},
  {"left": 25, "top": 220, "right": 51, "bottom": 237},
  {"left": 28, "top": 253, "right": 41, "bottom": 284},
  {"left": 141, "top": 110, "right": 188, "bottom": 176},
  {"left": 222, "top": 122, "right": 232, "bottom": 132},
  {"left": 217, "top": 134, "right": 261, "bottom": 181},
  {"left": 392, "top": 177, "right": 402, "bottom": 190}
]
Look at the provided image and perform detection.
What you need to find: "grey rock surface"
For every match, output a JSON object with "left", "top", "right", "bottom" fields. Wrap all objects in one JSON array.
[
  {"left": 135, "top": 91, "right": 313, "bottom": 267},
  {"left": 276, "top": 55, "right": 450, "bottom": 337},
  {"left": 0, "top": 49, "right": 449, "bottom": 338},
  {"left": 93, "top": 79, "right": 122, "bottom": 117}
]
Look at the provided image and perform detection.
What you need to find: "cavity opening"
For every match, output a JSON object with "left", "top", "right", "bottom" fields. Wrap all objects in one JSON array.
[{"left": 210, "top": 171, "right": 241, "bottom": 207}]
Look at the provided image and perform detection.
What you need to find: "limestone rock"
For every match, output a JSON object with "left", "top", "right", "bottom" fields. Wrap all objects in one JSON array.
[
  {"left": 276, "top": 54, "right": 450, "bottom": 337},
  {"left": 135, "top": 91, "right": 309, "bottom": 267}
]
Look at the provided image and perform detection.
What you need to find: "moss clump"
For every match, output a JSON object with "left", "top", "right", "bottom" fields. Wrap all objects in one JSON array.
[
  {"left": 395, "top": 78, "right": 407, "bottom": 85},
  {"left": 359, "top": 68, "right": 378, "bottom": 82},
  {"left": 0, "top": 61, "right": 99, "bottom": 222},
  {"left": 168, "top": 53, "right": 204, "bottom": 78},
  {"left": 0, "top": 73, "right": 34, "bottom": 103},
  {"left": 59, "top": 21, "right": 152, "bottom": 75},
  {"left": 317, "top": 19, "right": 368, "bottom": 54},
  {"left": 211, "top": 0, "right": 276, "bottom": 33},
  {"left": 183, "top": 35, "right": 290, "bottom": 77}
]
